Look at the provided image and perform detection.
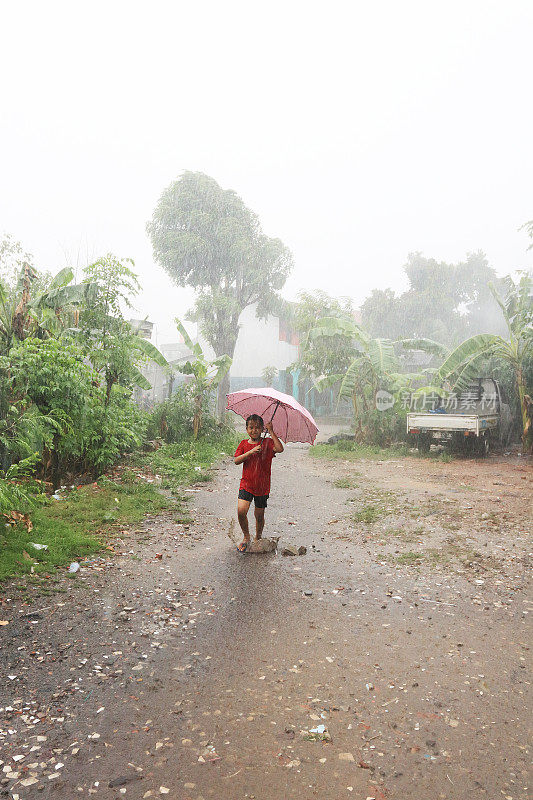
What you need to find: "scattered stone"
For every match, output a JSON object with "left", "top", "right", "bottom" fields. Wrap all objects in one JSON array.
[{"left": 109, "top": 775, "right": 143, "bottom": 788}]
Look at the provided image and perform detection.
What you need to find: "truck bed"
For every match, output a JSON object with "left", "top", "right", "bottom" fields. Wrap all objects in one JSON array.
[{"left": 407, "top": 413, "right": 499, "bottom": 435}]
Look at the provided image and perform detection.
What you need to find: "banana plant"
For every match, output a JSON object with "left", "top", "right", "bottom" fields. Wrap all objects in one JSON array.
[
  {"left": 0, "top": 278, "right": 16, "bottom": 353},
  {"left": 309, "top": 318, "right": 443, "bottom": 438},
  {"left": 174, "top": 318, "right": 232, "bottom": 438},
  {"left": 28, "top": 267, "right": 98, "bottom": 337},
  {"left": 128, "top": 335, "right": 169, "bottom": 392},
  {"left": 435, "top": 272, "right": 532, "bottom": 442},
  {"left": 0, "top": 265, "right": 37, "bottom": 353},
  {"left": 309, "top": 317, "right": 399, "bottom": 438}
]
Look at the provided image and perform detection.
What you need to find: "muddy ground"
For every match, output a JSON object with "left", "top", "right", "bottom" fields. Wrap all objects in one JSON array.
[{"left": 0, "top": 444, "right": 531, "bottom": 800}]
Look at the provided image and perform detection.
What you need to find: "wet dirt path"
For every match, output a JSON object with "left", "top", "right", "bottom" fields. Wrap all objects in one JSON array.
[{"left": 1, "top": 447, "right": 531, "bottom": 800}]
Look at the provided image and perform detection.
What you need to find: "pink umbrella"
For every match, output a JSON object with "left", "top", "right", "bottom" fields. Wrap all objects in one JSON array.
[{"left": 226, "top": 387, "right": 319, "bottom": 444}]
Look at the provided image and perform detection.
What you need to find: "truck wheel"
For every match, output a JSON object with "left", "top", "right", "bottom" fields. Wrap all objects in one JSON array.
[
  {"left": 477, "top": 433, "right": 490, "bottom": 458},
  {"left": 417, "top": 434, "right": 431, "bottom": 453}
]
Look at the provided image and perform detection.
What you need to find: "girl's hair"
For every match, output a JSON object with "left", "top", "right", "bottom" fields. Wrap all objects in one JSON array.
[{"left": 246, "top": 414, "right": 264, "bottom": 427}]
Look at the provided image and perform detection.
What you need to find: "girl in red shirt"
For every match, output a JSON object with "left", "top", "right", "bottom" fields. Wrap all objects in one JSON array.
[{"left": 234, "top": 414, "right": 284, "bottom": 552}]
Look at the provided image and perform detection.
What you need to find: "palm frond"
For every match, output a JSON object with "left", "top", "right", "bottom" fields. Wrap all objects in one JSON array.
[
  {"left": 0, "top": 478, "right": 34, "bottom": 514},
  {"left": 208, "top": 354, "right": 232, "bottom": 386},
  {"left": 310, "top": 316, "right": 370, "bottom": 348},
  {"left": 309, "top": 373, "right": 343, "bottom": 394},
  {"left": 5, "top": 453, "right": 40, "bottom": 480}
]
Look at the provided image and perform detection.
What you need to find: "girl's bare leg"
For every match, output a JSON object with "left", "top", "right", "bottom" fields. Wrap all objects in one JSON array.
[
  {"left": 254, "top": 507, "right": 265, "bottom": 540},
  {"left": 237, "top": 499, "right": 251, "bottom": 547}
]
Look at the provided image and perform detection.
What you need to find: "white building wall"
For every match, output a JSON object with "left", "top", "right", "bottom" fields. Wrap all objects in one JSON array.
[
  {"left": 231, "top": 304, "right": 297, "bottom": 378},
  {"left": 198, "top": 303, "right": 298, "bottom": 379}
]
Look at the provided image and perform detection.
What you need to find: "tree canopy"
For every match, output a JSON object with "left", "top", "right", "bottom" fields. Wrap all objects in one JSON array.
[
  {"left": 147, "top": 172, "right": 293, "bottom": 410},
  {"left": 361, "top": 251, "right": 504, "bottom": 345},
  {"left": 292, "top": 290, "right": 357, "bottom": 380}
]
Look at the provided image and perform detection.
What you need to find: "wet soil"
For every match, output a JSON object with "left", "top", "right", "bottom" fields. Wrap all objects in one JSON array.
[{"left": 1, "top": 446, "right": 531, "bottom": 800}]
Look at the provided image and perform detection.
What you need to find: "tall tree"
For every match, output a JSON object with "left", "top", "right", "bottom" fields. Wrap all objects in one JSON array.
[
  {"left": 78, "top": 255, "right": 167, "bottom": 403},
  {"left": 292, "top": 290, "right": 357, "bottom": 380},
  {"left": 147, "top": 172, "right": 292, "bottom": 414},
  {"left": 361, "top": 252, "right": 503, "bottom": 345}
]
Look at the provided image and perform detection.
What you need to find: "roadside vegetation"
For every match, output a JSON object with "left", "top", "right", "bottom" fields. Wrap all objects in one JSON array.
[
  {"left": 0, "top": 236, "right": 237, "bottom": 582},
  {"left": 0, "top": 195, "right": 531, "bottom": 583},
  {"left": 299, "top": 252, "right": 531, "bottom": 454},
  {"left": 311, "top": 441, "right": 452, "bottom": 462}
]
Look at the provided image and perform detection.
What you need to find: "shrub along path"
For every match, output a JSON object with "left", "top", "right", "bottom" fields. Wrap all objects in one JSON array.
[{"left": 0, "top": 445, "right": 531, "bottom": 799}]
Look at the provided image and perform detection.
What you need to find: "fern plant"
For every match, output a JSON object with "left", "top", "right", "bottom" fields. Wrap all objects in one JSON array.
[{"left": 0, "top": 454, "right": 40, "bottom": 514}]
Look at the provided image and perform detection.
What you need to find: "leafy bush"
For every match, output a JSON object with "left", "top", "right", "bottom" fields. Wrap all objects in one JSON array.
[
  {"left": 146, "top": 384, "right": 222, "bottom": 443},
  {"left": 361, "top": 405, "right": 408, "bottom": 447},
  {"left": 62, "top": 386, "right": 148, "bottom": 474},
  {"left": 0, "top": 477, "right": 34, "bottom": 515},
  {"left": 0, "top": 348, "right": 71, "bottom": 472}
]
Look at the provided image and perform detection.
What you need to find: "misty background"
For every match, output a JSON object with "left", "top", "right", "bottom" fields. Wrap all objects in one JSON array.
[{"left": 1, "top": 0, "right": 532, "bottom": 344}]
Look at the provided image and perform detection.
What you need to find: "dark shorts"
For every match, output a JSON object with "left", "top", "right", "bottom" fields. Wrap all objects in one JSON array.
[{"left": 238, "top": 489, "right": 269, "bottom": 509}]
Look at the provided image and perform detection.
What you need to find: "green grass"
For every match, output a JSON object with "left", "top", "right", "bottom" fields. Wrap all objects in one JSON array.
[
  {"left": 350, "top": 487, "right": 403, "bottom": 525},
  {"left": 141, "top": 431, "right": 239, "bottom": 494},
  {"left": 1, "top": 431, "right": 239, "bottom": 583},
  {"left": 310, "top": 442, "right": 411, "bottom": 461},
  {"left": 381, "top": 526, "right": 420, "bottom": 543},
  {"left": 310, "top": 441, "right": 457, "bottom": 462},
  {"left": 0, "top": 475, "right": 174, "bottom": 582},
  {"left": 395, "top": 551, "right": 424, "bottom": 564},
  {"left": 333, "top": 477, "right": 353, "bottom": 488},
  {"left": 353, "top": 503, "right": 385, "bottom": 524}
]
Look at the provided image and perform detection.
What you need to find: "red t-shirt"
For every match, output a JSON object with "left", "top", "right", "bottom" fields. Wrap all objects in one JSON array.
[{"left": 235, "top": 437, "right": 276, "bottom": 496}]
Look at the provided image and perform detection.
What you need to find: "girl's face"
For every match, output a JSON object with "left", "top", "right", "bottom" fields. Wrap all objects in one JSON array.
[{"left": 246, "top": 420, "right": 263, "bottom": 441}]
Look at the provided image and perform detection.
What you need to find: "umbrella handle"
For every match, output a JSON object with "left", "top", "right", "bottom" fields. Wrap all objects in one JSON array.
[{"left": 262, "top": 401, "right": 280, "bottom": 442}]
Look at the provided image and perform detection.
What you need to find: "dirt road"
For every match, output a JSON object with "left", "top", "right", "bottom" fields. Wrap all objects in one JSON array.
[{"left": 1, "top": 446, "right": 531, "bottom": 800}]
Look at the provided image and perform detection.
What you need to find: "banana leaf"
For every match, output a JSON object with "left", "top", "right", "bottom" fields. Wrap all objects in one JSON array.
[
  {"left": 210, "top": 354, "right": 232, "bottom": 385},
  {"left": 133, "top": 336, "right": 168, "bottom": 367},
  {"left": 397, "top": 338, "right": 449, "bottom": 358},
  {"left": 130, "top": 367, "right": 152, "bottom": 391},
  {"left": 436, "top": 334, "right": 507, "bottom": 382},
  {"left": 175, "top": 317, "right": 202, "bottom": 357},
  {"left": 366, "top": 337, "right": 397, "bottom": 375}
]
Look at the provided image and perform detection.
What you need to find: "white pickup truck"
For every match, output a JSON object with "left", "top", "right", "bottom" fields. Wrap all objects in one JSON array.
[{"left": 407, "top": 378, "right": 513, "bottom": 456}]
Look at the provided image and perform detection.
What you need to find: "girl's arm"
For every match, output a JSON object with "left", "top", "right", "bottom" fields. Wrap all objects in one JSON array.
[
  {"left": 265, "top": 421, "right": 284, "bottom": 453},
  {"left": 234, "top": 445, "right": 261, "bottom": 465}
]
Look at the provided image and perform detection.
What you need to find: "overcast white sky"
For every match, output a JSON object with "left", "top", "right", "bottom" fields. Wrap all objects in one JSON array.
[{"left": 1, "top": 0, "right": 532, "bottom": 344}]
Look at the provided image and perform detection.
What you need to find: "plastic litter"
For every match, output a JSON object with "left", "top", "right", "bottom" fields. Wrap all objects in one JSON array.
[{"left": 68, "top": 562, "right": 80, "bottom": 573}]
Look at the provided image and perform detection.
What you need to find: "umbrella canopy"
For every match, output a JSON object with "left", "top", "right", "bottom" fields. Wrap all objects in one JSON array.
[{"left": 226, "top": 387, "right": 319, "bottom": 444}]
